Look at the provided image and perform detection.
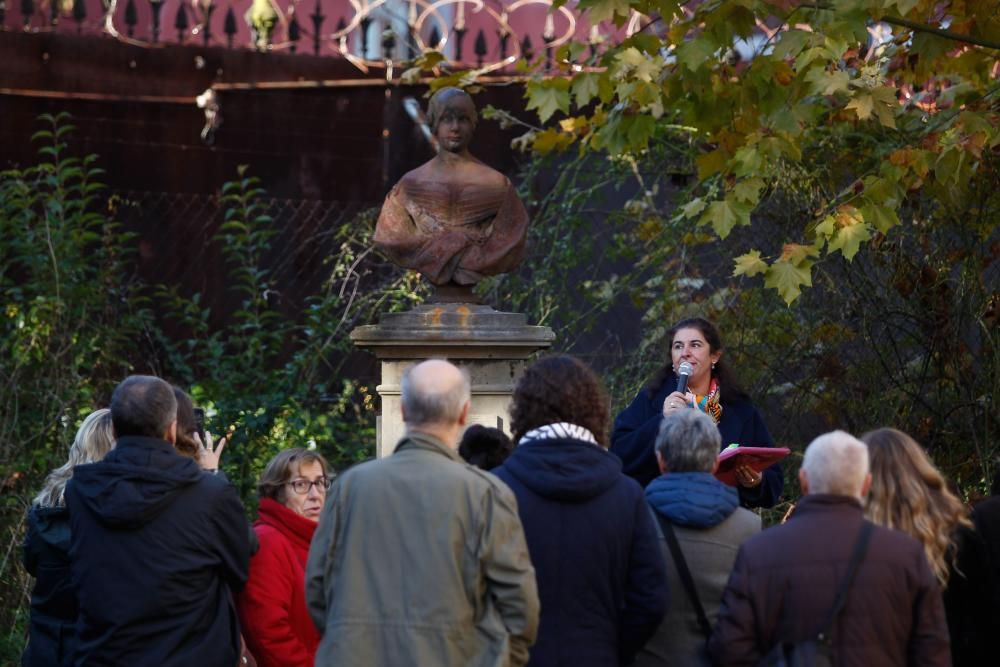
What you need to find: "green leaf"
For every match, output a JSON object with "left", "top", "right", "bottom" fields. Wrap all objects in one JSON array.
[
  {"left": 733, "top": 250, "right": 768, "bottom": 278},
  {"left": 805, "top": 68, "right": 851, "bottom": 96},
  {"left": 680, "top": 197, "right": 707, "bottom": 219},
  {"left": 698, "top": 197, "right": 752, "bottom": 239},
  {"left": 771, "top": 30, "right": 813, "bottom": 60},
  {"left": 731, "top": 177, "right": 764, "bottom": 204},
  {"left": 845, "top": 91, "right": 874, "bottom": 120},
  {"left": 893, "top": 0, "right": 921, "bottom": 13},
  {"left": 675, "top": 39, "right": 719, "bottom": 73},
  {"left": 815, "top": 215, "right": 836, "bottom": 239},
  {"left": 765, "top": 260, "right": 812, "bottom": 305},
  {"left": 730, "top": 146, "right": 764, "bottom": 178},
  {"left": 827, "top": 220, "right": 872, "bottom": 260},
  {"left": 577, "top": 0, "right": 632, "bottom": 24},
  {"left": 525, "top": 78, "right": 571, "bottom": 123},
  {"left": 572, "top": 73, "right": 602, "bottom": 108},
  {"left": 860, "top": 203, "right": 900, "bottom": 234},
  {"left": 614, "top": 47, "right": 662, "bottom": 82}
]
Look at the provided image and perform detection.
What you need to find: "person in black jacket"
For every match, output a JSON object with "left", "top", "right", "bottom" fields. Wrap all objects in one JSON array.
[
  {"left": 22, "top": 409, "right": 115, "bottom": 667},
  {"left": 493, "top": 355, "right": 668, "bottom": 666},
  {"left": 65, "top": 375, "right": 250, "bottom": 666},
  {"left": 611, "top": 317, "right": 782, "bottom": 508}
]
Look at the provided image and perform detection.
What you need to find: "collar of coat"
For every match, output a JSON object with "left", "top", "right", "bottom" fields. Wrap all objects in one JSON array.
[
  {"left": 393, "top": 430, "right": 462, "bottom": 462},
  {"left": 791, "top": 493, "right": 864, "bottom": 520}
]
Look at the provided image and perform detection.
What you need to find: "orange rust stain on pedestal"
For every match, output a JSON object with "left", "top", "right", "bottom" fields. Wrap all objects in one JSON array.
[
  {"left": 428, "top": 307, "right": 444, "bottom": 327},
  {"left": 456, "top": 306, "right": 471, "bottom": 328}
]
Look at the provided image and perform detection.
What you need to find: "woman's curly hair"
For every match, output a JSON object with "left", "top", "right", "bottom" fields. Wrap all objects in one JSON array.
[
  {"left": 863, "top": 428, "right": 972, "bottom": 587},
  {"left": 510, "top": 355, "right": 610, "bottom": 446}
]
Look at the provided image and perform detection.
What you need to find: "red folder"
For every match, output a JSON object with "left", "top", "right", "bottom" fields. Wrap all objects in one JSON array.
[{"left": 715, "top": 446, "right": 791, "bottom": 487}]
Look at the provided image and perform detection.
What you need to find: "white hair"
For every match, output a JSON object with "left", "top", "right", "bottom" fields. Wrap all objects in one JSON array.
[{"left": 802, "top": 430, "right": 869, "bottom": 498}]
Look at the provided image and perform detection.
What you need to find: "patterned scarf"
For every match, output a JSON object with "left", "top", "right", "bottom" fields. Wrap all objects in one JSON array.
[
  {"left": 693, "top": 378, "right": 723, "bottom": 424},
  {"left": 518, "top": 422, "right": 599, "bottom": 447}
]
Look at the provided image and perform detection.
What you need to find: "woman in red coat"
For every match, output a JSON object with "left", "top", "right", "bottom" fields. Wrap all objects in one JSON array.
[{"left": 238, "top": 448, "right": 332, "bottom": 667}]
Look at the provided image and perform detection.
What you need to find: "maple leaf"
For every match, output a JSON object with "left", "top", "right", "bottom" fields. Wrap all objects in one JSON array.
[
  {"left": 577, "top": 0, "right": 632, "bottom": 25},
  {"left": 532, "top": 128, "right": 575, "bottom": 155},
  {"left": 525, "top": 78, "right": 571, "bottom": 123},
  {"left": 814, "top": 215, "right": 836, "bottom": 240},
  {"left": 846, "top": 91, "right": 875, "bottom": 120},
  {"left": 733, "top": 250, "right": 768, "bottom": 278},
  {"left": 860, "top": 203, "right": 900, "bottom": 234},
  {"left": 614, "top": 48, "right": 662, "bottom": 83},
  {"left": 675, "top": 39, "right": 719, "bottom": 73},
  {"left": 731, "top": 177, "right": 764, "bottom": 205},
  {"left": 571, "top": 74, "right": 602, "bottom": 108},
  {"left": 680, "top": 197, "right": 707, "bottom": 219},
  {"left": 780, "top": 243, "right": 820, "bottom": 264},
  {"left": 870, "top": 86, "right": 898, "bottom": 128},
  {"left": 828, "top": 220, "right": 872, "bottom": 260},
  {"left": 698, "top": 197, "right": 752, "bottom": 239},
  {"left": 805, "top": 68, "right": 851, "bottom": 96},
  {"left": 765, "top": 259, "right": 812, "bottom": 305}
]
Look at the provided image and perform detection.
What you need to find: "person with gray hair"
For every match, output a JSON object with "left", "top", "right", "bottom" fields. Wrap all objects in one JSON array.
[
  {"left": 65, "top": 375, "right": 250, "bottom": 665},
  {"left": 307, "top": 359, "right": 539, "bottom": 666},
  {"left": 633, "top": 409, "right": 760, "bottom": 666},
  {"left": 709, "top": 430, "right": 950, "bottom": 666}
]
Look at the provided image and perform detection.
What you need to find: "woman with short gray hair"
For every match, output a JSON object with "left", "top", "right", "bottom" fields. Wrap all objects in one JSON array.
[{"left": 633, "top": 409, "right": 761, "bottom": 667}]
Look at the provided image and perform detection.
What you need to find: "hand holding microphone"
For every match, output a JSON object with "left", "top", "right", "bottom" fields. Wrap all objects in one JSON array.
[{"left": 662, "top": 362, "right": 695, "bottom": 416}]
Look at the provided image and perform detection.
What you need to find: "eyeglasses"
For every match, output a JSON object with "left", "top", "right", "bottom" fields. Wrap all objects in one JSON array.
[{"left": 286, "top": 477, "right": 331, "bottom": 495}]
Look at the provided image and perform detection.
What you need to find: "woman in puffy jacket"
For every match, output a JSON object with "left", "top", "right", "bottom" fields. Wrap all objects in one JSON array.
[
  {"left": 22, "top": 409, "right": 115, "bottom": 667},
  {"left": 238, "top": 448, "right": 332, "bottom": 667}
]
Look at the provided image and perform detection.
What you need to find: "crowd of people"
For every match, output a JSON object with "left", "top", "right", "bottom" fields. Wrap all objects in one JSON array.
[{"left": 20, "top": 317, "right": 1000, "bottom": 666}]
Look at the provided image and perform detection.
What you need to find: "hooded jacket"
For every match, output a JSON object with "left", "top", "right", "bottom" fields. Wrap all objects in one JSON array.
[
  {"left": 22, "top": 505, "right": 77, "bottom": 667},
  {"left": 65, "top": 436, "right": 250, "bottom": 667},
  {"left": 493, "top": 436, "right": 668, "bottom": 666},
  {"left": 633, "top": 472, "right": 760, "bottom": 667},
  {"left": 238, "top": 497, "right": 320, "bottom": 667}
]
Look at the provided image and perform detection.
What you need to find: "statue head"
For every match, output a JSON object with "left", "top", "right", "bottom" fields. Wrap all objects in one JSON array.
[{"left": 427, "top": 87, "right": 478, "bottom": 154}]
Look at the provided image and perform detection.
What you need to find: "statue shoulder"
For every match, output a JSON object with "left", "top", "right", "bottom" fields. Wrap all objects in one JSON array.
[{"left": 466, "top": 159, "right": 510, "bottom": 188}]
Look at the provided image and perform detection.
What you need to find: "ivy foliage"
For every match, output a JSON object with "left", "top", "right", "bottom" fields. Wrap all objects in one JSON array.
[{"left": 518, "top": 0, "right": 1000, "bottom": 303}]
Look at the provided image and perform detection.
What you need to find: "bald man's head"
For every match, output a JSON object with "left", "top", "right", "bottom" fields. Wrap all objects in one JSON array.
[{"left": 401, "top": 360, "right": 471, "bottom": 428}]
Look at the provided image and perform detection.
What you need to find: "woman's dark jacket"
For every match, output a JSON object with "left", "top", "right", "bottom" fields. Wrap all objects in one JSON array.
[
  {"left": 610, "top": 379, "right": 782, "bottom": 508},
  {"left": 21, "top": 505, "right": 76, "bottom": 667},
  {"left": 946, "top": 498, "right": 1000, "bottom": 666},
  {"left": 492, "top": 436, "right": 668, "bottom": 666}
]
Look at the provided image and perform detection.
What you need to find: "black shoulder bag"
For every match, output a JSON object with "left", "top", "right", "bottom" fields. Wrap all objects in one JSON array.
[
  {"left": 653, "top": 512, "right": 713, "bottom": 639},
  {"left": 758, "top": 520, "right": 875, "bottom": 667}
]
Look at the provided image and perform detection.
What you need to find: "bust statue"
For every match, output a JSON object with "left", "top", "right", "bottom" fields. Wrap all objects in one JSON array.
[{"left": 374, "top": 88, "right": 529, "bottom": 287}]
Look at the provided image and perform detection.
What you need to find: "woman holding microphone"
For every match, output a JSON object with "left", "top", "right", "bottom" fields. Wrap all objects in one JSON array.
[{"left": 611, "top": 317, "right": 783, "bottom": 508}]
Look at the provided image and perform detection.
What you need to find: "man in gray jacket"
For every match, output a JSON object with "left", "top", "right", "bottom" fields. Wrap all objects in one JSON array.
[
  {"left": 634, "top": 409, "right": 760, "bottom": 666},
  {"left": 306, "top": 359, "right": 540, "bottom": 666}
]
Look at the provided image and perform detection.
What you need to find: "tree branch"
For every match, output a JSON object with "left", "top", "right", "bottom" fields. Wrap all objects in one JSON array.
[
  {"left": 799, "top": 3, "right": 1000, "bottom": 51},
  {"left": 880, "top": 16, "right": 1000, "bottom": 51}
]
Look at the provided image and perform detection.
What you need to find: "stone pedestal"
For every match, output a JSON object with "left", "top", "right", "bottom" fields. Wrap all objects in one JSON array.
[{"left": 351, "top": 302, "right": 555, "bottom": 457}]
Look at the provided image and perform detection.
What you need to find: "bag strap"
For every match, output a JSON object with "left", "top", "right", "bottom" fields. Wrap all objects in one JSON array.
[
  {"left": 817, "top": 520, "right": 874, "bottom": 639},
  {"left": 654, "top": 512, "right": 713, "bottom": 638}
]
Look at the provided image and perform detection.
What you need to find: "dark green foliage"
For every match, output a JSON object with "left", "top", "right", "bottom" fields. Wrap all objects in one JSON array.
[{"left": 0, "top": 116, "right": 421, "bottom": 660}]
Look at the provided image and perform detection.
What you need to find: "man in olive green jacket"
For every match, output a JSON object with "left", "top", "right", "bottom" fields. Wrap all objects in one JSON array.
[{"left": 306, "top": 359, "right": 540, "bottom": 666}]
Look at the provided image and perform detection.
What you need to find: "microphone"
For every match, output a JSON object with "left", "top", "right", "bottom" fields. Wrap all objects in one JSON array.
[{"left": 676, "top": 362, "right": 693, "bottom": 395}]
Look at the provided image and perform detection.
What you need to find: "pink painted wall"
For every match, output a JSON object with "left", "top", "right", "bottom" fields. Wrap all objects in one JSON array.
[{"left": 2, "top": 0, "right": 628, "bottom": 70}]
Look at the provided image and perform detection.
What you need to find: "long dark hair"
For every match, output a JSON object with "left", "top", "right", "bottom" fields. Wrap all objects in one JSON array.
[
  {"left": 510, "top": 355, "right": 610, "bottom": 446},
  {"left": 646, "top": 317, "right": 746, "bottom": 401}
]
